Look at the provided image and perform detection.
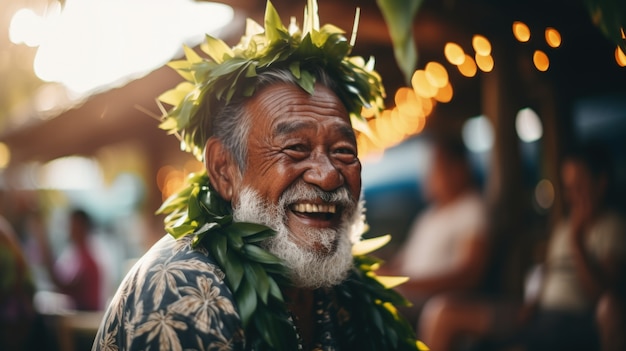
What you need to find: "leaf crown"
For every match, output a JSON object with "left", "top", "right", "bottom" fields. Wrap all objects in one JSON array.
[{"left": 158, "top": 0, "right": 386, "bottom": 160}]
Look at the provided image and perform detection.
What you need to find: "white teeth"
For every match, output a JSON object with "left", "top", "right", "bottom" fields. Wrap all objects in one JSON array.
[{"left": 293, "top": 203, "right": 337, "bottom": 214}]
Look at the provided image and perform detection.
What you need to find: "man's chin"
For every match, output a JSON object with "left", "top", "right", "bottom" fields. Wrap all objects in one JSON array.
[{"left": 265, "top": 229, "right": 353, "bottom": 288}]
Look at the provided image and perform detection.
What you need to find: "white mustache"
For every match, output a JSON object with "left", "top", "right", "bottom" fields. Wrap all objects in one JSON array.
[{"left": 279, "top": 182, "right": 355, "bottom": 211}]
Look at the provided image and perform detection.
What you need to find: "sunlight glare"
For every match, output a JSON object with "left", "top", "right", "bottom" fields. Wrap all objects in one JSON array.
[{"left": 12, "top": 0, "right": 234, "bottom": 94}]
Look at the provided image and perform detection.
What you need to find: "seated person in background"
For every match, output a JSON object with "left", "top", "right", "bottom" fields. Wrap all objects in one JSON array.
[
  {"left": 419, "top": 141, "right": 626, "bottom": 351},
  {"left": 35, "top": 208, "right": 101, "bottom": 311},
  {"left": 387, "top": 136, "right": 489, "bottom": 328}
]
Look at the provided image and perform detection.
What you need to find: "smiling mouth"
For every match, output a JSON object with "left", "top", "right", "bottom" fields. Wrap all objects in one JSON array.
[{"left": 290, "top": 202, "right": 338, "bottom": 222}]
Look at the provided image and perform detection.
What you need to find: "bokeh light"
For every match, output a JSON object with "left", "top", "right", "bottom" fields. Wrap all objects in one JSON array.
[
  {"left": 533, "top": 50, "right": 550, "bottom": 71},
  {"left": 472, "top": 35, "right": 492, "bottom": 56},
  {"left": 434, "top": 82, "right": 453, "bottom": 103},
  {"left": 513, "top": 21, "right": 531, "bottom": 42},
  {"left": 39, "top": 156, "right": 104, "bottom": 190},
  {"left": 515, "top": 107, "right": 543, "bottom": 142},
  {"left": 411, "top": 70, "right": 438, "bottom": 98},
  {"left": 444, "top": 42, "right": 465, "bottom": 65},
  {"left": 457, "top": 54, "right": 477, "bottom": 77},
  {"left": 534, "top": 179, "right": 555, "bottom": 210},
  {"left": 475, "top": 54, "right": 494, "bottom": 72},
  {"left": 615, "top": 46, "right": 626, "bottom": 67},
  {"left": 424, "top": 62, "right": 449, "bottom": 88},
  {"left": 462, "top": 115, "right": 494, "bottom": 153},
  {"left": 545, "top": 27, "right": 562, "bottom": 48}
]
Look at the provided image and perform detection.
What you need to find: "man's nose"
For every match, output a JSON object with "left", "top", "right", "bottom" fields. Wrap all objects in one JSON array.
[{"left": 303, "top": 153, "right": 344, "bottom": 191}]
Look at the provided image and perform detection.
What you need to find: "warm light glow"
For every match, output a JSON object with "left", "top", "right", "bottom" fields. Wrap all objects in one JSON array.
[
  {"left": 472, "top": 35, "right": 491, "bottom": 56},
  {"left": 444, "top": 42, "right": 465, "bottom": 65},
  {"left": 410, "top": 115, "right": 426, "bottom": 135},
  {"left": 513, "top": 21, "right": 531, "bottom": 42},
  {"left": 475, "top": 54, "right": 494, "bottom": 72},
  {"left": 615, "top": 46, "right": 626, "bottom": 67},
  {"left": 535, "top": 179, "right": 555, "bottom": 210},
  {"left": 545, "top": 27, "right": 561, "bottom": 48},
  {"left": 394, "top": 88, "right": 426, "bottom": 136},
  {"left": 424, "top": 61, "right": 449, "bottom": 88},
  {"left": 376, "top": 110, "right": 404, "bottom": 147},
  {"left": 184, "top": 159, "right": 204, "bottom": 173},
  {"left": 0, "top": 143, "right": 11, "bottom": 169},
  {"left": 9, "top": 7, "right": 50, "bottom": 47},
  {"left": 462, "top": 115, "right": 494, "bottom": 153},
  {"left": 533, "top": 50, "right": 550, "bottom": 71},
  {"left": 420, "top": 96, "right": 434, "bottom": 116},
  {"left": 434, "top": 82, "right": 453, "bottom": 103},
  {"left": 156, "top": 165, "right": 175, "bottom": 191},
  {"left": 395, "top": 87, "right": 421, "bottom": 116},
  {"left": 361, "top": 105, "right": 377, "bottom": 118},
  {"left": 163, "top": 174, "right": 185, "bottom": 200},
  {"left": 411, "top": 70, "right": 437, "bottom": 98},
  {"left": 515, "top": 107, "right": 543, "bottom": 142},
  {"left": 12, "top": 0, "right": 234, "bottom": 94},
  {"left": 457, "top": 54, "right": 477, "bottom": 77},
  {"left": 39, "top": 156, "right": 104, "bottom": 190}
]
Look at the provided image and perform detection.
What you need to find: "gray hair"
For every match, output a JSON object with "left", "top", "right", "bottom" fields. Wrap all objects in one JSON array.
[{"left": 210, "top": 67, "right": 342, "bottom": 172}]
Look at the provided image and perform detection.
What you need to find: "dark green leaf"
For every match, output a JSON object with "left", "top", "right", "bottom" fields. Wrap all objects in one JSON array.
[
  {"left": 235, "top": 278, "right": 257, "bottom": 328},
  {"left": 245, "top": 263, "right": 271, "bottom": 304},
  {"left": 242, "top": 244, "right": 283, "bottom": 265}
]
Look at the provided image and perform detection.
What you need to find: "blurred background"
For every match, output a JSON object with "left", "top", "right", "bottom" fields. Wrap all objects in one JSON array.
[{"left": 0, "top": 0, "right": 625, "bottom": 350}]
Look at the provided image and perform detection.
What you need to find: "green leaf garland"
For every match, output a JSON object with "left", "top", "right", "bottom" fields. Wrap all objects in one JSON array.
[{"left": 157, "top": 0, "right": 385, "bottom": 161}]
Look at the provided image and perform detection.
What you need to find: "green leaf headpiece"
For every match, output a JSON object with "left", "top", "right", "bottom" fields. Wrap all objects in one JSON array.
[{"left": 158, "top": 0, "right": 386, "bottom": 160}]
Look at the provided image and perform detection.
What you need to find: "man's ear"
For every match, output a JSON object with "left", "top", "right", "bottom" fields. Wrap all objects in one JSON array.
[{"left": 204, "top": 138, "right": 240, "bottom": 202}]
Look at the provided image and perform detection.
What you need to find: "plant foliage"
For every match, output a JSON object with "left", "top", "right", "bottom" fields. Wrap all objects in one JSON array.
[{"left": 158, "top": 0, "right": 386, "bottom": 161}]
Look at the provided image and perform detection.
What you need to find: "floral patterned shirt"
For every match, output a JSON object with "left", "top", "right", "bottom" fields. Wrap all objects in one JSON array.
[{"left": 92, "top": 235, "right": 244, "bottom": 351}]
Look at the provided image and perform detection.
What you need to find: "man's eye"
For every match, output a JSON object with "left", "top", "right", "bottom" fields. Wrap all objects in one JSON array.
[
  {"left": 285, "top": 144, "right": 307, "bottom": 152},
  {"left": 334, "top": 147, "right": 357, "bottom": 160}
]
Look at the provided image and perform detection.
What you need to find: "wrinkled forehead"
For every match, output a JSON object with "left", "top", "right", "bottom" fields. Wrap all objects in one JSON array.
[{"left": 245, "top": 82, "right": 352, "bottom": 127}]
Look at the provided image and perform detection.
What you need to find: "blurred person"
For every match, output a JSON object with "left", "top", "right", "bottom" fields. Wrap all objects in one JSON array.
[
  {"left": 35, "top": 208, "right": 102, "bottom": 311},
  {"left": 0, "top": 214, "right": 40, "bottom": 350},
  {"left": 418, "top": 141, "right": 626, "bottom": 351},
  {"left": 92, "top": 2, "right": 421, "bottom": 350},
  {"left": 387, "top": 136, "right": 489, "bottom": 328}
]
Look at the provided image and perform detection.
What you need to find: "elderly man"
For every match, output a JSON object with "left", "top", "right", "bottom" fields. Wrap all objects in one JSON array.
[{"left": 92, "top": 2, "right": 420, "bottom": 350}]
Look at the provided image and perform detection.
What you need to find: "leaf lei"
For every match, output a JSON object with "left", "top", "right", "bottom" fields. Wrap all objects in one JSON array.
[
  {"left": 157, "top": 170, "right": 424, "bottom": 350},
  {"left": 157, "top": 0, "right": 385, "bottom": 160}
]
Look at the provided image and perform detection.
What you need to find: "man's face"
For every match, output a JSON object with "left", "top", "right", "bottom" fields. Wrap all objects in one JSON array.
[{"left": 231, "top": 83, "right": 362, "bottom": 254}]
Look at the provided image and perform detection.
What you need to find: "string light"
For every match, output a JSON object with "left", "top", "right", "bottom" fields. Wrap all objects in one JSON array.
[
  {"left": 533, "top": 50, "right": 550, "bottom": 71},
  {"left": 513, "top": 21, "right": 531, "bottom": 42},
  {"left": 545, "top": 27, "right": 561, "bottom": 48},
  {"left": 444, "top": 42, "right": 466, "bottom": 65}
]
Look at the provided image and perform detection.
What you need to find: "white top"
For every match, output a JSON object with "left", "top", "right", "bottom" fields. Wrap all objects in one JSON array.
[
  {"left": 540, "top": 210, "right": 626, "bottom": 311},
  {"left": 398, "top": 191, "right": 487, "bottom": 279}
]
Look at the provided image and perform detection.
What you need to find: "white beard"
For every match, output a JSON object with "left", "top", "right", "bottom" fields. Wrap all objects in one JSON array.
[{"left": 232, "top": 184, "right": 364, "bottom": 288}]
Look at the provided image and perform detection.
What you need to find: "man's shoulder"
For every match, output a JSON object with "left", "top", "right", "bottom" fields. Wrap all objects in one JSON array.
[
  {"left": 132, "top": 234, "right": 228, "bottom": 287},
  {"left": 93, "top": 234, "right": 242, "bottom": 350}
]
